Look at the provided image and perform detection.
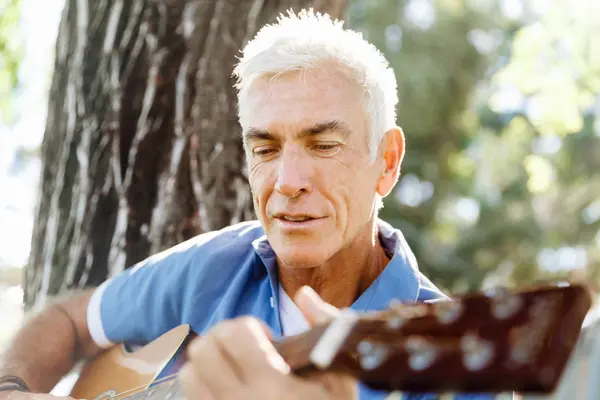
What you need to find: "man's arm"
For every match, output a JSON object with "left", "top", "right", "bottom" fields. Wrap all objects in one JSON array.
[{"left": 0, "top": 290, "right": 104, "bottom": 396}]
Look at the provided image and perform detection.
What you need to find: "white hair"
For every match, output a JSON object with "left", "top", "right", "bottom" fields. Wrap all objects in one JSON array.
[{"left": 232, "top": 8, "right": 399, "bottom": 161}]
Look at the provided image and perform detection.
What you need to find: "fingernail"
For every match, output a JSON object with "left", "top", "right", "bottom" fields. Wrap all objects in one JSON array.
[
  {"left": 296, "top": 286, "right": 321, "bottom": 311},
  {"left": 268, "top": 352, "right": 291, "bottom": 375},
  {"left": 297, "top": 285, "right": 318, "bottom": 300}
]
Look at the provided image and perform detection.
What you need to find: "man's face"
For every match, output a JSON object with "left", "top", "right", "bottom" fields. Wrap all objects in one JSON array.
[{"left": 240, "top": 67, "right": 391, "bottom": 268}]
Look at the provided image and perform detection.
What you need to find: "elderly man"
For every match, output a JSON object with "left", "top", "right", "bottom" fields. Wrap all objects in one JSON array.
[{"left": 0, "top": 9, "right": 489, "bottom": 400}]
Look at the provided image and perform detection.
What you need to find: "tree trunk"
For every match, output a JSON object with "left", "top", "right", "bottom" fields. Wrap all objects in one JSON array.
[{"left": 25, "top": 0, "right": 347, "bottom": 310}]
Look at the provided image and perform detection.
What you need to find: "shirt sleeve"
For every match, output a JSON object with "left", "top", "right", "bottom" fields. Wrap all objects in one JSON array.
[
  {"left": 85, "top": 222, "right": 263, "bottom": 348},
  {"left": 87, "top": 278, "right": 114, "bottom": 348},
  {"left": 85, "top": 235, "right": 214, "bottom": 348}
]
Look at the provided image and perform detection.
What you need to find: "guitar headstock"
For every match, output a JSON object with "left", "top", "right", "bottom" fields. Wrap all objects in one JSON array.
[{"left": 300, "top": 282, "right": 592, "bottom": 394}]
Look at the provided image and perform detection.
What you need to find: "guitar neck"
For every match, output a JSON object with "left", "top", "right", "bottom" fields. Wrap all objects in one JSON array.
[{"left": 108, "top": 283, "right": 592, "bottom": 399}]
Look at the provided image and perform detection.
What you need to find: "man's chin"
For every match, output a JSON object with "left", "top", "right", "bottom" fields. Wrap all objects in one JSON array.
[
  {"left": 274, "top": 248, "right": 330, "bottom": 269},
  {"left": 268, "top": 233, "right": 336, "bottom": 266}
]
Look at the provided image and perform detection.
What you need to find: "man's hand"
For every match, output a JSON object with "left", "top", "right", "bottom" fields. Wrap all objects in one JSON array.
[{"left": 179, "top": 286, "right": 357, "bottom": 399}]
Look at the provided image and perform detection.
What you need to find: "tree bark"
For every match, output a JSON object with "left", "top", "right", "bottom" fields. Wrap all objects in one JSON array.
[{"left": 25, "top": 0, "right": 346, "bottom": 310}]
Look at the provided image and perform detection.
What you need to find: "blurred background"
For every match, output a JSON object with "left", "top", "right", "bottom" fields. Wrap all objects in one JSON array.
[{"left": 1, "top": 0, "right": 599, "bottom": 353}]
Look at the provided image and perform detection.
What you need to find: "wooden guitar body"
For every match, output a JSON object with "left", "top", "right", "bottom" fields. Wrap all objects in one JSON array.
[{"left": 70, "top": 325, "right": 192, "bottom": 400}]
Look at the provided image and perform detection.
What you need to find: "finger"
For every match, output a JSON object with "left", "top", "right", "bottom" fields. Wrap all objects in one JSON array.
[
  {"left": 251, "top": 318, "right": 275, "bottom": 341},
  {"left": 294, "top": 286, "right": 340, "bottom": 326},
  {"left": 213, "top": 317, "right": 290, "bottom": 381},
  {"left": 178, "top": 363, "right": 214, "bottom": 400},
  {"left": 185, "top": 333, "right": 243, "bottom": 395},
  {"left": 302, "top": 370, "right": 358, "bottom": 398}
]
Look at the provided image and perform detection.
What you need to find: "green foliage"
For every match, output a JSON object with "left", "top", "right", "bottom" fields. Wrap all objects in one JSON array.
[
  {"left": 0, "top": 0, "right": 22, "bottom": 123},
  {"left": 346, "top": 0, "right": 600, "bottom": 293},
  {"left": 3, "top": 0, "right": 598, "bottom": 295}
]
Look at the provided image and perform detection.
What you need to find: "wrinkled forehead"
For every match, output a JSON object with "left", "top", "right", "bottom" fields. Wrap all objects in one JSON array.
[{"left": 238, "top": 68, "right": 368, "bottom": 136}]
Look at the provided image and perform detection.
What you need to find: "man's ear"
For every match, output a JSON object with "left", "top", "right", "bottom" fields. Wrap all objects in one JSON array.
[{"left": 376, "top": 127, "right": 405, "bottom": 198}]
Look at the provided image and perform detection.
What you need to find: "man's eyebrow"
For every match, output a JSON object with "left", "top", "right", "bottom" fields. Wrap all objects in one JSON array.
[
  {"left": 298, "top": 120, "right": 351, "bottom": 139},
  {"left": 243, "top": 128, "right": 274, "bottom": 143},
  {"left": 242, "top": 120, "right": 351, "bottom": 144}
]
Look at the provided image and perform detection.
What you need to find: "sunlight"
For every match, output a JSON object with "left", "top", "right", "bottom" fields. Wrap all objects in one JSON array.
[
  {"left": 405, "top": 0, "right": 436, "bottom": 30},
  {"left": 0, "top": 0, "right": 64, "bottom": 269}
]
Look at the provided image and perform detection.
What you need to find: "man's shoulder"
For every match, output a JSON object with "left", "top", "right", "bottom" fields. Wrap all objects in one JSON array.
[
  {"left": 184, "top": 219, "right": 264, "bottom": 248},
  {"left": 184, "top": 219, "right": 266, "bottom": 254},
  {"left": 127, "top": 220, "right": 265, "bottom": 276}
]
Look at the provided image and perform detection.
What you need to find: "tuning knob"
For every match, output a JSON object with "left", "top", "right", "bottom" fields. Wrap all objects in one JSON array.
[
  {"left": 484, "top": 286, "right": 524, "bottom": 320},
  {"left": 357, "top": 340, "right": 390, "bottom": 370},
  {"left": 433, "top": 300, "right": 463, "bottom": 324},
  {"left": 405, "top": 336, "right": 439, "bottom": 371},
  {"left": 491, "top": 294, "right": 523, "bottom": 320},
  {"left": 461, "top": 333, "right": 495, "bottom": 371},
  {"left": 483, "top": 286, "right": 510, "bottom": 298}
]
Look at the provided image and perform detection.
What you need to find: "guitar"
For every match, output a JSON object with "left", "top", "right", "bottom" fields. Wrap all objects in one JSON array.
[{"left": 69, "top": 283, "right": 592, "bottom": 400}]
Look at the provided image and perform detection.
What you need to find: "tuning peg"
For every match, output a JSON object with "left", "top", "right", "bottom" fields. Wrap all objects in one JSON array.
[
  {"left": 388, "top": 298, "right": 404, "bottom": 309},
  {"left": 483, "top": 286, "right": 510, "bottom": 298},
  {"left": 357, "top": 340, "right": 390, "bottom": 370},
  {"left": 404, "top": 336, "right": 439, "bottom": 371},
  {"left": 461, "top": 333, "right": 495, "bottom": 371},
  {"left": 483, "top": 286, "right": 525, "bottom": 321},
  {"left": 491, "top": 293, "right": 523, "bottom": 320},
  {"left": 432, "top": 300, "right": 463, "bottom": 324},
  {"left": 388, "top": 317, "right": 405, "bottom": 330},
  {"left": 387, "top": 299, "right": 429, "bottom": 319}
]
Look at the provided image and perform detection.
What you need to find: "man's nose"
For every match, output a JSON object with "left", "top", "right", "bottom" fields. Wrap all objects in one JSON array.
[{"left": 274, "top": 147, "right": 312, "bottom": 198}]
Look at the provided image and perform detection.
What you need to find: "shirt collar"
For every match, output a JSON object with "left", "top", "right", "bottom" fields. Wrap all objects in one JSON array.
[{"left": 251, "top": 218, "right": 421, "bottom": 310}]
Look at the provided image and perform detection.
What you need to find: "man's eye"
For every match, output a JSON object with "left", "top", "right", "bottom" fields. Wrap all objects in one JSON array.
[
  {"left": 313, "top": 143, "right": 339, "bottom": 151},
  {"left": 253, "top": 147, "right": 275, "bottom": 156}
]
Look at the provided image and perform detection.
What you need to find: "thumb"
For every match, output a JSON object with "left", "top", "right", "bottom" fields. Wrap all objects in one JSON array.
[{"left": 294, "top": 286, "right": 340, "bottom": 326}]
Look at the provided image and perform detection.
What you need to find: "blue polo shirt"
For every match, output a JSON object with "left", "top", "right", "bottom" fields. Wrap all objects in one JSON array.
[{"left": 87, "top": 218, "right": 490, "bottom": 400}]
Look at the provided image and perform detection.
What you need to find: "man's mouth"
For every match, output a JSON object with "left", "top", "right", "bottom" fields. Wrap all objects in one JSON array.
[
  {"left": 273, "top": 213, "right": 323, "bottom": 223},
  {"left": 279, "top": 215, "right": 315, "bottom": 222}
]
